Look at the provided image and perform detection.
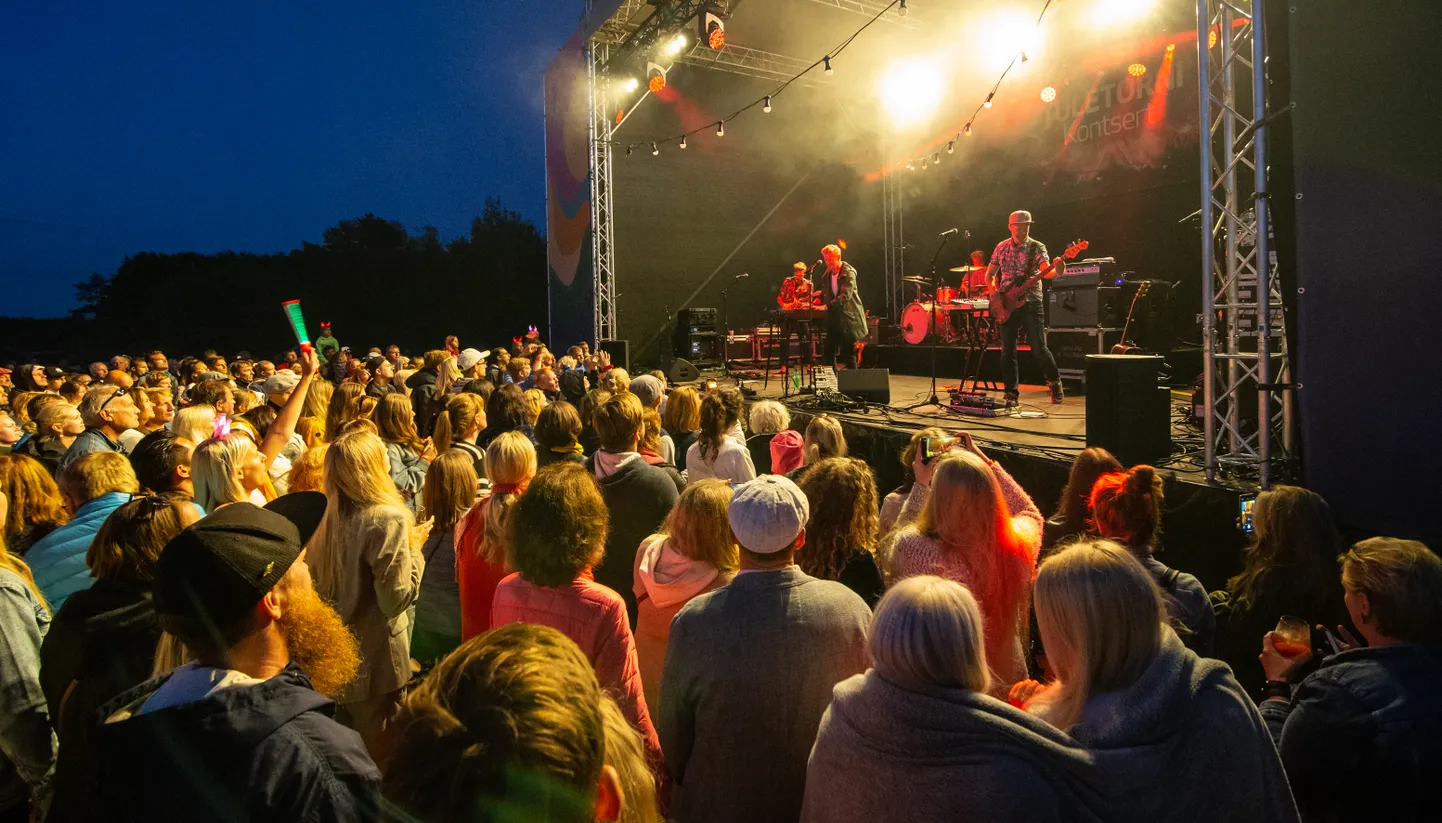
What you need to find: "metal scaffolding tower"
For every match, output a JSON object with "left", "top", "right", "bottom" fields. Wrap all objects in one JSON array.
[
  {"left": 881, "top": 155, "right": 904, "bottom": 323},
  {"left": 1197, "top": 0, "right": 1292, "bottom": 487},
  {"left": 586, "top": 14, "right": 618, "bottom": 341}
]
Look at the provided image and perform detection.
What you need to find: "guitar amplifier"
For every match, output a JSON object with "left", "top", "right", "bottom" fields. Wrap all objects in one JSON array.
[
  {"left": 1053, "top": 258, "right": 1123, "bottom": 289},
  {"left": 1047, "top": 285, "right": 1123, "bottom": 328},
  {"left": 674, "top": 308, "right": 721, "bottom": 368}
]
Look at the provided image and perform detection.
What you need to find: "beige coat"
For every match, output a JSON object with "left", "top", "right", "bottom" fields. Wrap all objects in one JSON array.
[{"left": 315, "top": 504, "right": 423, "bottom": 704}]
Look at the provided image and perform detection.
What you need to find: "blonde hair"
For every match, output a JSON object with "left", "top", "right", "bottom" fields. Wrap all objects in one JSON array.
[
  {"left": 35, "top": 403, "right": 80, "bottom": 439},
  {"left": 310, "top": 431, "right": 412, "bottom": 601},
  {"left": 803, "top": 415, "right": 846, "bottom": 465},
  {"left": 658, "top": 480, "right": 737, "bottom": 573},
  {"left": 301, "top": 379, "right": 333, "bottom": 441},
  {"left": 599, "top": 367, "right": 630, "bottom": 395},
  {"left": 1340, "top": 537, "right": 1442, "bottom": 644},
  {"left": 58, "top": 451, "right": 139, "bottom": 503},
  {"left": 747, "top": 400, "right": 790, "bottom": 435},
  {"left": 480, "top": 432, "right": 537, "bottom": 566},
  {"left": 433, "top": 394, "right": 486, "bottom": 455},
  {"left": 1030, "top": 539, "right": 1164, "bottom": 729},
  {"left": 287, "top": 443, "right": 328, "bottom": 493},
  {"left": 172, "top": 405, "right": 216, "bottom": 449},
  {"left": 639, "top": 408, "right": 664, "bottom": 454},
  {"left": 0, "top": 454, "right": 69, "bottom": 541},
  {"left": 914, "top": 451, "right": 1036, "bottom": 675},
  {"left": 661, "top": 386, "right": 700, "bottom": 433},
  {"left": 422, "top": 451, "right": 479, "bottom": 533},
  {"left": 599, "top": 696, "right": 663, "bottom": 823},
  {"left": 326, "top": 383, "right": 367, "bottom": 442},
  {"left": 870, "top": 575, "right": 990, "bottom": 693},
  {"left": 594, "top": 393, "right": 643, "bottom": 452},
  {"left": 521, "top": 388, "right": 547, "bottom": 426},
  {"left": 191, "top": 436, "right": 257, "bottom": 513},
  {"left": 375, "top": 393, "right": 426, "bottom": 453}
]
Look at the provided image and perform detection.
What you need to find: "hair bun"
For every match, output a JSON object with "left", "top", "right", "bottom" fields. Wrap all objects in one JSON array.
[{"left": 1126, "top": 465, "right": 1156, "bottom": 494}]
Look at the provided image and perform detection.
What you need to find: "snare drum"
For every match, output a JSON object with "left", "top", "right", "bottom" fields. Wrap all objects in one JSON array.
[{"left": 935, "top": 286, "right": 959, "bottom": 304}]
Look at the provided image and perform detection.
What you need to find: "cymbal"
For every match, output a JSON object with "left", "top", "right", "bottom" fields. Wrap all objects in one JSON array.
[
  {"left": 901, "top": 276, "right": 930, "bottom": 284},
  {"left": 948, "top": 264, "right": 985, "bottom": 272}
]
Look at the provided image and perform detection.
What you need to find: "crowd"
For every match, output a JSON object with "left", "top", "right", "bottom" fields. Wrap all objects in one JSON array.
[{"left": 0, "top": 327, "right": 1439, "bottom": 823}]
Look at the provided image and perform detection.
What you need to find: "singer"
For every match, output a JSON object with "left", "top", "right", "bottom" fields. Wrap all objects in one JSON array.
[{"left": 816, "top": 244, "right": 868, "bottom": 368}]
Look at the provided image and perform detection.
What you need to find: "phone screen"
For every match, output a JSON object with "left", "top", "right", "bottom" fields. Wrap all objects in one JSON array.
[
  {"left": 922, "top": 436, "right": 954, "bottom": 461},
  {"left": 1239, "top": 494, "right": 1257, "bottom": 534}
]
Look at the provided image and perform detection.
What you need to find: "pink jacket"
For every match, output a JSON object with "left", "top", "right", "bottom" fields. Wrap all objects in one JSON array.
[
  {"left": 632, "top": 535, "right": 734, "bottom": 717},
  {"left": 491, "top": 569, "right": 663, "bottom": 768}
]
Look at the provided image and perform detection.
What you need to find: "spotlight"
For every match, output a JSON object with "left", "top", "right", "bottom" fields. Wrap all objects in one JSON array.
[
  {"left": 763, "top": 95, "right": 772, "bottom": 113},
  {"left": 980, "top": 9, "right": 1046, "bottom": 71},
  {"left": 716, "top": 120, "right": 725, "bottom": 137},
  {"left": 647, "top": 62, "right": 667, "bottom": 93},
  {"left": 984, "top": 93, "right": 994, "bottom": 109},
  {"left": 1166, "top": 43, "right": 1176, "bottom": 53},
  {"left": 701, "top": 11, "right": 725, "bottom": 49},
  {"left": 824, "top": 55, "right": 833, "bottom": 75},
  {"left": 622, "top": 77, "right": 640, "bottom": 94},
  {"left": 877, "top": 56, "right": 946, "bottom": 129},
  {"left": 1128, "top": 63, "right": 1147, "bottom": 77},
  {"left": 946, "top": 141, "right": 955, "bottom": 154},
  {"left": 1208, "top": 28, "right": 1219, "bottom": 49},
  {"left": 651, "top": 142, "right": 659, "bottom": 156},
  {"left": 899, "top": 0, "right": 908, "bottom": 16},
  {"left": 680, "top": 134, "right": 687, "bottom": 149},
  {"left": 666, "top": 33, "right": 688, "bottom": 56},
  {"left": 1040, "top": 86, "right": 1057, "bottom": 103}
]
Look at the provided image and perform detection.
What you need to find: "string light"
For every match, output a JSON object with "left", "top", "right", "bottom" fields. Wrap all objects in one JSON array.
[
  {"left": 763, "top": 95, "right": 772, "bottom": 113},
  {"left": 716, "top": 120, "right": 725, "bottom": 137},
  {"left": 824, "top": 55, "right": 833, "bottom": 75},
  {"left": 1020, "top": 50, "right": 1030, "bottom": 63},
  {"left": 626, "top": 146, "right": 634, "bottom": 156},
  {"left": 651, "top": 142, "right": 659, "bottom": 156},
  {"left": 964, "top": 123, "right": 973, "bottom": 136},
  {"left": 983, "top": 92, "right": 994, "bottom": 109},
  {"left": 899, "top": 0, "right": 908, "bottom": 16},
  {"left": 680, "top": 134, "right": 687, "bottom": 149},
  {"left": 946, "top": 141, "right": 955, "bottom": 154},
  {"left": 932, "top": 152, "right": 940, "bottom": 164}
]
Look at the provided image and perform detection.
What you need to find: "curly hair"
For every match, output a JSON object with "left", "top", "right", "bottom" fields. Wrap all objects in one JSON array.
[
  {"left": 798, "top": 458, "right": 879, "bottom": 581},
  {"left": 510, "top": 462, "right": 609, "bottom": 587},
  {"left": 383, "top": 623, "right": 605, "bottom": 823}
]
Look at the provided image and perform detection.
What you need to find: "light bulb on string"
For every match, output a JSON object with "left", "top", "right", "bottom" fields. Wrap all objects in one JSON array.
[
  {"left": 946, "top": 141, "right": 955, "bottom": 154},
  {"left": 651, "top": 142, "right": 659, "bottom": 156},
  {"left": 824, "top": 55, "right": 833, "bottom": 75},
  {"left": 1020, "top": 50, "right": 1029, "bottom": 63},
  {"left": 899, "top": 0, "right": 908, "bottom": 16},
  {"left": 680, "top": 134, "right": 687, "bottom": 149},
  {"left": 763, "top": 95, "right": 772, "bottom": 113},
  {"left": 932, "top": 152, "right": 940, "bottom": 164},
  {"left": 984, "top": 92, "right": 994, "bottom": 109},
  {"left": 964, "top": 123, "right": 973, "bottom": 136},
  {"left": 626, "top": 145, "right": 634, "bottom": 156},
  {"left": 716, "top": 121, "right": 725, "bottom": 137}
]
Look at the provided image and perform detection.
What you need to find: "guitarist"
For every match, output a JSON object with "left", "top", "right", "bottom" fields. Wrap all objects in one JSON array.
[{"left": 987, "top": 210, "right": 1065, "bottom": 405}]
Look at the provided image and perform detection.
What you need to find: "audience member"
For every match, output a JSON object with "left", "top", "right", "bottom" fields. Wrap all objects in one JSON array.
[
  {"left": 192, "top": 433, "right": 270, "bottom": 511},
  {"left": 745, "top": 400, "right": 789, "bottom": 474},
  {"left": 0, "top": 454, "right": 70, "bottom": 555},
  {"left": 381, "top": 624, "right": 622, "bottom": 823},
  {"left": 57, "top": 380, "right": 84, "bottom": 406},
  {"left": 326, "top": 382, "right": 368, "bottom": 443},
  {"left": 1043, "top": 447, "right": 1121, "bottom": 550},
  {"left": 16, "top": 403, "right": 84, "bottom": 475},
  {"left": 309, "top": 430, "right": 424, "bottom": 766},
  {"left": 633, "top": 479, "right": 737, "bottom": 717},
  {"left": 0, "top": 411, "right": 21, "bottom": 456},
  {"left": 578, "top": 387, "right": 612, "bottom": 457},
  {"left": 39, "top": 493, "right": 196, "bottom": 821},
  {"left": 1258, "top": 537, "right": 1442, "bottom": 823},
  {"left": 798, "top": 457, "right": 884, "bottom": 608},
  {"left": 660, "top": 385, "right": 700, "bottom": 472},
  {"left": 769, "top": 428, "right": 805, "bottom": 475},
  {"left": 170, "top": 405, "right": 216, "bottom": 449},
  {"left": 89, "top": 362, "right": 108, "bottom": 382},
  {"left": 636, "top": 407, "right": 683, "bottom": 485},
  {"left": 803, "top": 576, "right": 1101, "bottom": 822},
  {"left": 57, "top": 386, "right": 141, "bottom": 473},
  {"left": 188, "top": 378, "right": 235, "bottom": 418},
  {"left": 535, "top": 400, "right": 586, "bottom": 468},
  {"left": 521, "top": 387, "right": 548, "bottom": 426},
  {"left": 455, "top": 431, "right": 534, "bottom": 640},
  {"left": 629, "top": 375, "right": 671, "bottom": 458},
  {"left": 597, "top": 365, "right": 626, "bottom": 395},
  {"left": 411, "top": 451, "right": 477, "bottom": 668},
  {"left": 1090, "top": 465, "right": 1216, "bottom": 656},
  {"left": 878, "top": 427, "right": 944, "bottom": 534},
  {"left": 588, "top": 393, "right": 681, "bottom": 622},
  {"left": 431, "top": 393, "right": 486, "bottom": 478},
  {"left": 599, "top": 695, "right": 664, "bottom": 823},
  {"left": 491, "top": 462, "right": 662, "bottom": 769},
  {"left": 1018, "top": 540, "right": 1298, "bottom": 822},
  {"left": 92, "top": 498, "right": 379, "bottom": 822},
  {"left": 298, "top": 376, "right": 333, "bottom": 446},
  {"left": 1212, "top": 485, "right": 1349, "bottom": 699},
  {"left": 140, "top": 386, "right": 174, "bottom": 434},
  {"left": 882, "top": 438, "right": 1041, "bottom": 691},
  {"left": 374, "top": 393, "right": 434, "bottom": 510},
  {"left": 478, "top": 383, "right": 534, "bottom": 448},
  {"left": 793, "top": 414, "right": 846, "bottom": 483},
  {"left": 685, "top": 388, "right": 755, "bottom": 486},
  {"left": 29, "top": 452, "right": 139, "bottom": 609},
  {"left": 127, "top": 431, "right": 195, "bottom": 498},
  {"left": 287, "top": 442, "right": 328, "bottom": 494},
  {"left": 659, "top": 475, "right": 870, "bottom": 823},
  {"left": 114, "top": 388, "right": 155, "bottom": 452},
  {"left": 0, "top": 489, "right": 56, "bottom": 822},
  {"left": 405, "top": 350, "right": 446, "bottom": 435}
]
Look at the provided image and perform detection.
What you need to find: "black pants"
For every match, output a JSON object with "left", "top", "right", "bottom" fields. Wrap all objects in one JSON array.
[
  {"left": 824, "top": 310, "right": 859, "bottom": 369},
  {"left": 777, "top": 318, "right": 814, "bottom": 372},
  {"left": 999, "top": 301, "right": 1059, "bottom": 393}
]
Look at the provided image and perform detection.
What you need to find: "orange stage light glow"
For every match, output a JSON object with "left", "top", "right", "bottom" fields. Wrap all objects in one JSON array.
[
  {"left": 1209, "top": 29, "right": 1219, "bottom": 48},
  {"left": 1128, "top": 63, "right": 1147, "bottom": 77},
  {"left": 708, "top": 25, "right": 725, "bottom": 50},
  {"left": 1040, "top": 86, "right": 1057, "bottom": 103},
  {"left": 648, "top": 75, "right": 666, "bottom": 94},
  {"left": 838, "top": 239, "right": 848, "bottom": 250},
  {"left": 614, "top": 109, "right": 624, "bottom": 124}
]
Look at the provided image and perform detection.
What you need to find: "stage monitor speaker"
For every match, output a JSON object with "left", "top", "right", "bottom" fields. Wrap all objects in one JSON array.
[
  {"left": 668, "top": 358, "right": 701, "bottom": 384},
  {"left": 599, "top": 339, "right": 629, "bottom": 373},
  {"left": 836, "top": 368, "right": 891, "bottom": 404},
  {"left": 1084, "top": 355, "right": 1170, "bottom": 466}
]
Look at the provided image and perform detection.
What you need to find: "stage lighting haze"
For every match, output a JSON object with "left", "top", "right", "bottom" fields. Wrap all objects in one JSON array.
[
  {"left": 877, "top": 57, "right": 946, "bottom": 129},
  {"left": 980, "top": 10, "right": 1045, "bottom": 72},
  {"left": 1092, "top": 0, "right": 1159, "bottom": 27}
]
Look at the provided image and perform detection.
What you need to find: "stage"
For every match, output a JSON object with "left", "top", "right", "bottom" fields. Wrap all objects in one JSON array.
[{"left": 716, "top": 366, "right": 1251, "bottom": 591}]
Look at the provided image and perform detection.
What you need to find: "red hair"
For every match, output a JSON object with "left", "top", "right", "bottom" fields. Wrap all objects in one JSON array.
[{"left": 1089, "top": 465, "right": 1163, "bottom": 548}]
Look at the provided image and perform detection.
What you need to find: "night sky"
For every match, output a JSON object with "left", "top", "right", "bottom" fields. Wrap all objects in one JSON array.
[{"left": 1, "top": 1, "right": 582, "bottom": 318}]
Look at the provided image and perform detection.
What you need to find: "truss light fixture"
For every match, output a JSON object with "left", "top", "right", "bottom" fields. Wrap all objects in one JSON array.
[{"left": 701, "top": 11, "right": 726, "bottom": 50}]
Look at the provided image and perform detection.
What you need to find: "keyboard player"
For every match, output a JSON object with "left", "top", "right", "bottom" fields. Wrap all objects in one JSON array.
[{"left": 776, "top": 262, "right": 819, "bottom": 374}]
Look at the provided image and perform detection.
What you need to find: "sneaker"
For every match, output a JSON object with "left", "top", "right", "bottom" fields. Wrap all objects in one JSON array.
[
  {"left": 1049, "top": 381, "right": 1065, "bottom": 404},
  {"left": 1003, "top": 390, "right": 1019, "bottom": 406}
]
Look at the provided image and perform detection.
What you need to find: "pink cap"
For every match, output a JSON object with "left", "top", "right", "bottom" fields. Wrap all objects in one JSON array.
[{"left": 769, "top": 429, "right": 805, "bottom": 475}]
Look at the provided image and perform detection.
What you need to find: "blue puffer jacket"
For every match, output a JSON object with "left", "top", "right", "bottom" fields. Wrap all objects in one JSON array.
[{"left": 28, "top": 492, "right": 130, "bottom": 611}]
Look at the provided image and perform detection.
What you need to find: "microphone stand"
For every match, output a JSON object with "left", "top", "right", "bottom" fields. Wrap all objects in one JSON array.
[{"left": 907, "top": 233, "right": 954, "bottom": 410}]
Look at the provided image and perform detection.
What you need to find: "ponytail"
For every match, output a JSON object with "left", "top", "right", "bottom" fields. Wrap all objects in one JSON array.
[
  {"left": 1088, "top": 465, "right": 1164, "bottom": 550},
  {"left": 435, "top": 394, "right": 485, "bottom": 455},
  {"left": 697, "top": 387, "right": 743, "bottom": 463},
  {"left": 433, "top": 409, "right": 455, "bottom": 455}
]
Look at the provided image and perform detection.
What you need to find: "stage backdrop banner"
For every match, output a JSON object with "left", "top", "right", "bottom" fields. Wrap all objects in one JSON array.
[{"left": 545, "top": 27, "right": 594, "bottom": 349}]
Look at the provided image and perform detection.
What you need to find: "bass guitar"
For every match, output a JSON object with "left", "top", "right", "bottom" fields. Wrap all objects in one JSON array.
[
  {"left": 1110, "top": 280, "right": 1152, "bottom": 354},
  {"left": 989, "top": 239, "right": 1088, "bottom": 325}
]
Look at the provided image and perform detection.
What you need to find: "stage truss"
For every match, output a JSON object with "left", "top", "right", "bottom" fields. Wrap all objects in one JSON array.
[{"left": 1197, "top": 0, "right": 1293, "bottom": 487}]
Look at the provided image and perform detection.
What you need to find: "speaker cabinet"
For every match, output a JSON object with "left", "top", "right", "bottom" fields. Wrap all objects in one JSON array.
[
  {"left": 668, "top": 359, "right": 701, "bottom": 383},
  {"left": 1084, "top": 355, "right": 1170, "bottom": 466},
  {"left": 599, "top": 339, "right": 629, "bottom": 373},
  {"left": 836, "top": 368, "right": 891, "bottom": 404}
]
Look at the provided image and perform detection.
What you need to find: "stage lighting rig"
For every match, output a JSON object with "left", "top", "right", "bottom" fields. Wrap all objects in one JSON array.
[
  {"left": 701, "top": 8, "right": 726, "bottom": 50},
  {"left": 647, "top": 61, "right": 668, "bottom": 93}
]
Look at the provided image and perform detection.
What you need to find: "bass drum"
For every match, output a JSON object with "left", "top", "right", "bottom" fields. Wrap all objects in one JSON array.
[{"left": 901, "top": 301, "right": 937, "bottom": 345}]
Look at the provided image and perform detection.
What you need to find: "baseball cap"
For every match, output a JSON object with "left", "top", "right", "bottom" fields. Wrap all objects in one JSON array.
[
  {"left": 262, "top": 370, "right": 300, "bottom": 395},
  {"left": 44, "top": 366, "right": 66, "bottom": 380},
  {"left": 630, "top": 374, "right": 664, "bottom": 408},
  {"left": 197, "top": 371, "right": 229, "bottom": 383},
  {"left": 153, "top": 492, "right": 327, "bottom": 636},
  {"left": 457, "top": 348, "right": 485, "bottom": 372},
  {"left": 769, "top": 430, "right": 805, "bottom": 475},
  {"left": 1008, "top": 210, "right": 1034, "bottom": 225},
  {"left": 728, "top": 475, "right": 810, "bottom": 554}
]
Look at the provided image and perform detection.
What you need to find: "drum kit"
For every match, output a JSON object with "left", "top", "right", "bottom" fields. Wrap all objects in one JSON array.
[{"left": 899, "top": 264, "right": 996, "bottom": 346}]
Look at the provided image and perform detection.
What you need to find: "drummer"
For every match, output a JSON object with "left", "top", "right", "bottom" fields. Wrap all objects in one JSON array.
[{"left": 964, "top": 250, "right": 989, "bottom": 295}]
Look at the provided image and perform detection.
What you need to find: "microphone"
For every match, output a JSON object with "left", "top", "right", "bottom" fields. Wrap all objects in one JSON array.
[
  {"left": 734, "top": 272, "right": 749, "bottom": 279},
  {"left": 939, "top": 228, "right": 959, "bottom": 237}
]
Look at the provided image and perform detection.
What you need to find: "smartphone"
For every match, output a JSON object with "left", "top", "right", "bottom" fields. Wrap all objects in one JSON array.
[
  {"left": 1238, "top": 493, "right": 1257, "bottom": 534},
  {"left": 1320, "top": 627, "right": 1343, "bottom": 655},
  {"left": 921, "top": 436, "right": 954, "bottom": 461}
]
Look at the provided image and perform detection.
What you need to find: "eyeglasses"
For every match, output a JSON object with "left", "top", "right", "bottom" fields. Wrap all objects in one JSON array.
[{"left": 99, "top": 388, "right": 129, "bottom": 411}]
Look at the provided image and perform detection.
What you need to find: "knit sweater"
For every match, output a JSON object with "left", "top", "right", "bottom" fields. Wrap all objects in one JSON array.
[{"left": 588, "top": 456, "right": 679, "bottom": 624}]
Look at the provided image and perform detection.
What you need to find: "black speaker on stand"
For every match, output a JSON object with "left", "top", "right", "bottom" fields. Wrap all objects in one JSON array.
[
  {"left": 599, "top": 339, "right": 630, "bottom": 373},
  {"left": 1084, "top": 354, "right": 1171, "bottom": 466}
]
